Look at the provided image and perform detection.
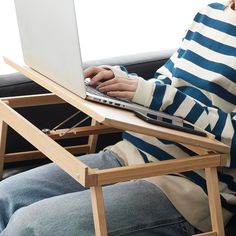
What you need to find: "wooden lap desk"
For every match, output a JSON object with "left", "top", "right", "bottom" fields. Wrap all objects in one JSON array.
[{"left": 0, "top": 57, "right": 230, "bottom": 236}]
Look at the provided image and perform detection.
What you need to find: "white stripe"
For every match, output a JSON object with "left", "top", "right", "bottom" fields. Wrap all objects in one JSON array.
[
  {"left": 156, "top": 52, "right": 179, "bottom": 78},
  {"left": 221, "top": 115, "right": 234, "bottom": 146},
  {"left": 174, "top": 96, "right": 195, "bottom": 119},
  {"left": 182, "top": 32, "right": 236, "bottom": 72},
  {"left": 221, "top": 192, "right": 236, "bottom": 204},
  {"left": 175, "top": 55, "right": 236, "bottom": 98},
  {"left": 219, "top": 114, "right": 234, "bottom": 167},
  {"left": 155, "top": 75, "right": 166, "bottom": 83},
  {"left": 160, "top": 86, "right": 177, "bottom": 111},
  {"left": 170, "top": 77, "right": 213, "bottom": 106},
  {"left": 210, "top": 93, "right": 235, "bottom": 113},
  {"left": 207, "top": 107, "right": 219, "bottom": 130},
  {"left": 200, "top": 4, "right": 236, "bottom": 26},
  {"left": 156, "top": 66, "right": 172, "bottom": 79},
  {"left": 194, "top": 110, "right": 209, "bottom": 130},
  {"left": 189, "top": 20, "right": 236, "bottom": 50}
]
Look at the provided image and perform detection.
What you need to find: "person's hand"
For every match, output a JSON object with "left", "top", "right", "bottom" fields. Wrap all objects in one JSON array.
[
  {"left": 84, "top": 66, "right": 138, "bottom": 100},
  {"left": 97, "top": 77, "right": 138, "bottom": 100},
  {"left": 84, "top": 67, "right": 115, "bottom": 86}
]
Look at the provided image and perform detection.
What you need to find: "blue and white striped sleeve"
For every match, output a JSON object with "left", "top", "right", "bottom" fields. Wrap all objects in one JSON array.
[{"left": 132, "top": 76, "right": 236, "bottom": 168}]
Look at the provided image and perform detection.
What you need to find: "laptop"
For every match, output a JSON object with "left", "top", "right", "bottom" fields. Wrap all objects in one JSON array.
[{"left": 14, "top": 0, "right": 182, "bottom": 123}]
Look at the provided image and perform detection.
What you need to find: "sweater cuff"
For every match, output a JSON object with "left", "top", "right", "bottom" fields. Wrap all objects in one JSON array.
[
  {"left": 132, "top": 77, "right": 155, "bottom": 107},
  {"left": 98, "top": 65, "right": 129, "bottom": 78}
]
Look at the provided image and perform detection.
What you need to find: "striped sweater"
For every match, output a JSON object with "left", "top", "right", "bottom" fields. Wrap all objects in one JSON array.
[{"left": 105, "top": 2, "right": 236, "bottom": 232}]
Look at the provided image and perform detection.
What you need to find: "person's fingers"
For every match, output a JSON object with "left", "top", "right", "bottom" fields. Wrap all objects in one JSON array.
[
  {"left": 89, "top": 70, "right": 114, "bottom": 86},
  {"left": 97, "top": 77, "right": 138, "bottom": 92},
  {"left": 107, "top": 91, "right": 135, "bottom": 100},
  {"left": 97, "top": 77, "right": 134, "bottom": 88},
  {"left": 98, "top": 82, "right": 135, "bottom": 92},
  {"left": 83, "top": 67, "right": 104, "bottom": 79}
]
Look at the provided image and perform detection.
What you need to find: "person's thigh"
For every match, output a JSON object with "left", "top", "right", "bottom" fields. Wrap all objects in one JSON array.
[
  {"left": 0, "top": 150, "right": 123, "bottom": 231},
  {"left": 1, "top": 180, "right": 196, "bottom": 236}
]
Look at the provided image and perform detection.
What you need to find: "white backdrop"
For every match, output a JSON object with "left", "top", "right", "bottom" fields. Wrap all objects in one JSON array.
[{"left": 0, "top": 0, "right": 213, "bottom": 74}]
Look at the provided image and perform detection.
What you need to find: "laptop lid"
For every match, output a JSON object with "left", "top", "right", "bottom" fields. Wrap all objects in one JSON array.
[
  {"left": 14, "top": 0, "right": 87, "bottom": 98},
  {"left": 14, "top": 0, "right": 189, "bottom": 125}
]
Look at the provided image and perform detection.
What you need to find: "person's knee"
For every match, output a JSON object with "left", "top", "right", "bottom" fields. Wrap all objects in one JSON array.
[
  {"left": 1, "top": 206, "right": 39, "bottom": 236},
  {"left": 0, "top": 178, "right": 23, "bottom": 231},
  {"left": 1, "top": 192, "right": 94, "bottom": 236}
]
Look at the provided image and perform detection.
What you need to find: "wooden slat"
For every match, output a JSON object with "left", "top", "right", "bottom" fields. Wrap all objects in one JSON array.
[
  {"left": 180, "top": 143, "right": 212, "bottom": 156},
  {"left": 0, "top": 120, "right": 7, "bottom": 179},
  {"left": 95, "top": 154, "right": 222, "bottom": 185},
  {"left": 205, "top": 168, "right": 225, "bottom": 236},
  {"left": 48, "top": 125, "right": 121, "bottom": 140},
  {"left": 105, "top": 118, "right": 229, "bottom": 154},
  {"left": 4, "top": 145, "right": 90, "bottom": 163},
  {"left": 2, "top": 93, "right": 65, "bottom": 108},
  {"left": 88, "top": 119, "right": 100, "bottom": 154}
]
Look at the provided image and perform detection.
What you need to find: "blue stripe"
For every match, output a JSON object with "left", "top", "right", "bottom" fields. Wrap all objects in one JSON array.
[
  {"left": 218, "top": 171, "right": 236, "bottom": 192},
  {"left": 208, "top": 3, "right": 226, "bottom": 10},
  {"left": 178, "top": 49, "right": 236, "bottom": 84},
  {"left": 164, "top": 59, "right": 175, "bottom": 73},
  {"left": 178, "top": 86, "right": 213, "bottom": 107},
  {"left": 154, "top": 72, "right": 171, "bottom": 85},
  {"left": 185, "top": 30, "right": 236, "bottom": 57},
  {"left": 159, "top": 138, "right": 197, "bottom": 156},
  {"left": 173, "top": 67, "right": 236, "bottom": 105},
  {"left": 194, "top": 12, "right": 236, "bottom": 37},
  {"left": 149, "top": 84, "right": 166, "bottom": 111},
  {"left": 212, "top": 110, "right": 227, "bottom": 138},
  {"left": 183, "top": 122, "right": 195, "bottom": 129},
  {"left": 120, "top": 66, "right": 129, "bottom": 74},
  {"left": 230, "top": 125, "right": 236, "bottom": 168},
  {"left": 123, "top": 132, "right": 174, "bottom": 161},
  {"left": 138, "top": 150, "right": 150, "bottom": 163},
  {"left": 164, "top": 90, "right": 186, "bottom": 115},
  {"left": 185, "top": 103, "right": 205, "bottom": 124},
  {"left": 221, "top": 197, "right": 236, "bottom": 213}
]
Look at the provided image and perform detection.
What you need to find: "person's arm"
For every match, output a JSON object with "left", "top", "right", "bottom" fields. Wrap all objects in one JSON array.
[
  {"left": 88, "top": 63, "right": 235, "bottom": 168},
  {"left": 132, "top": 70, "right": 236, "bottom": 168}
]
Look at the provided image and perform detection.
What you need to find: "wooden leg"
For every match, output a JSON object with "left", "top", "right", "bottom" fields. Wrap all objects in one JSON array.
[
  {"left": 90, "top": 186, "right": 108, "bottom": 236},
  {"left": 205, "top": 167, "right": 225, "bottom": 236},
  {"left": 88, "top": 119, "right": 99, "bottom": 154},
  {"left": 0, "top": 120, "right": 7, "bottom": 179}
]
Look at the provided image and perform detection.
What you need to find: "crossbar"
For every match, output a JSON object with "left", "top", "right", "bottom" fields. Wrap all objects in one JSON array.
[{"left": 94, "top": 154, "right": 224, "bottom": 185}]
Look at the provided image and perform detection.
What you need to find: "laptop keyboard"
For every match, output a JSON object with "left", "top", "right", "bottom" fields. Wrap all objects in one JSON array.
[{"left": 86, "top": 84, "right": 112, "bottom": 99}]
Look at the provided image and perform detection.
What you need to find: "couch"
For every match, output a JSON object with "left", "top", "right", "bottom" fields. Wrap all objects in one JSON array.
[{"left": 0, "top": 49, "right": 235, "bottom": 235}]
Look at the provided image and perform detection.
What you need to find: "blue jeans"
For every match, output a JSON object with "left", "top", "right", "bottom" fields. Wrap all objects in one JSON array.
[{"left": 0, "top": 150, "right": 196, "bottom": 236}]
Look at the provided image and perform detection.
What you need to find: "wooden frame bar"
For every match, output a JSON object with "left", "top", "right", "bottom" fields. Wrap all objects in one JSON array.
[
  {"left": 4, "top": 145, "right": 91, "bottom": 163},
  {"left": 0, "top": 120, "right": 7, "bottom": 179},
  {"left": 205, "top": 168, "right": 225, "bottom": 236},
  {"left": 91, "top": 186, "right": 108, "bottom": 236},
  {"left": 1, "top": 57, "right": 231, "bottom": 236}
]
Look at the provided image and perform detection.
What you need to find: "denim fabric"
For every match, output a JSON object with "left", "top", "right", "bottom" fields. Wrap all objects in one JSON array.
[{"left": 0, "top": 150, "right": 196, "bottom": 236}]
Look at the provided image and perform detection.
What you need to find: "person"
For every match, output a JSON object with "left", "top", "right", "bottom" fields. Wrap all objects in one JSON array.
[{"left": 0, "top": 1, "right": 236, "bottom": 235}]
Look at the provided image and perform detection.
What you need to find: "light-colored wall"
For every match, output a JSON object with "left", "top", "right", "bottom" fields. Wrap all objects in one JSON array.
[{"left": 0, "top": 0, "right": 213, "bottom": 74}]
